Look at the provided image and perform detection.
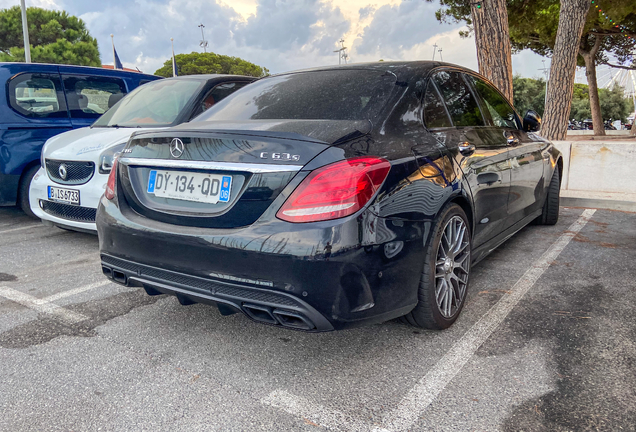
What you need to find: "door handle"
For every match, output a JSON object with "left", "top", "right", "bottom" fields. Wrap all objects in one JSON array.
[
  {"left": 506, "top": 135, "right": 519, "bottom": 146},
  {"left": 458, "top": 142, "right": 475, "bottom": 156}
]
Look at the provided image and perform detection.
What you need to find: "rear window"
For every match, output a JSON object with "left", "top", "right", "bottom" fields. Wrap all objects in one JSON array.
[
  {"left": 93, "top": 79, "right": 203, "bottom": 128},
  {"left": 195, "top": 70, "right": 399, "bottom": 122}
]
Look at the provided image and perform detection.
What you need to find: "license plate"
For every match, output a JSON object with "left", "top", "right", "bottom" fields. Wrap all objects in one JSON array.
[
  {"left": 48, "top": 186, "right": 80, "bottom": 205},
  {"left": 147, "top": 170, "right": 232, "bottom": 204}
]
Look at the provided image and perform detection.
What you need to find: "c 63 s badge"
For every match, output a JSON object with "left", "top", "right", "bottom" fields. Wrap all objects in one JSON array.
[{"left": 260, "top": 152, "right": 300, "bottom": 162}]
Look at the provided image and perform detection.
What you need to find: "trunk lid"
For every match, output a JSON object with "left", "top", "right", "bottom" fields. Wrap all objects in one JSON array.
[{"left": 117, "top": 119, "right": 370, "bottom": 228}]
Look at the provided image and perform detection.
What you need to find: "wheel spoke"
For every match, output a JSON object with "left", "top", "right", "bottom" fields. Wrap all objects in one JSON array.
[{"left": 436, "top": 279, "right": 448, "bottom": 308}]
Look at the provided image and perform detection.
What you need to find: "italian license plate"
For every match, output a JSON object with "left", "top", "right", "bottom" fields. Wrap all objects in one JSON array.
[
  {"left": 147, "top": 170, "right": 232, "bottom": 204},
  {"left": 48, "top": 186, "right": 80, "bottom": 205}
]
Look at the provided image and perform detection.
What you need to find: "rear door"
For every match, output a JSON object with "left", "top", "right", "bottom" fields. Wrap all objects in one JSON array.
[
  {"left": 468, "top": 75, "right": 546, "bottom": 226},
  {"left": 3, "top": 69, "right": 72, "bottom": 175},
  {"left": 428, "top": 70, "right": 512, "bottom": 248},
  {"left": 61, "top": 74, "right": 127, "bottom": 128}
]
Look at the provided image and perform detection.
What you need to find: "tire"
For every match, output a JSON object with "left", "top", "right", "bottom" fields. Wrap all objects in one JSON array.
[
  {"left": 18, "top": 165, "right": 40, "bottom": 219},
  {"left": 537, "top": 167, "right": 560, "bottom": 226},
  {"left": 402, "top": 203, "right": 472, "bottom": 330}
]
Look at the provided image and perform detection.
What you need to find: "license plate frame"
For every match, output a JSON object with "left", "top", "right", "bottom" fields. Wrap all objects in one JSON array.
[
  {"left": 147, "top": 170, "right": 232, "bottom": 204},
  {"left": 48, "top": 186, "right": 80, "bottom": 205}
]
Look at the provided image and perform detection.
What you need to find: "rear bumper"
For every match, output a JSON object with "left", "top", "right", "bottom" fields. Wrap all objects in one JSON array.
[
  {"left": 96, "top": 195, "right": 430, "bottom": 331},
  {"left": 100, "top": 254, "right": 334, "bottom": 331}
]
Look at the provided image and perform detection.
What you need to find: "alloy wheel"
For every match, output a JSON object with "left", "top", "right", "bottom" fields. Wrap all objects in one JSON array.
[{"left": 435, "top": 215, "right": 470, "bottom": 318}]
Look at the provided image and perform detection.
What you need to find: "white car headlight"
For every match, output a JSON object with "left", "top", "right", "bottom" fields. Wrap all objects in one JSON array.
[{"left": 99, "top": 143, "right": 126, "bottom": 174}]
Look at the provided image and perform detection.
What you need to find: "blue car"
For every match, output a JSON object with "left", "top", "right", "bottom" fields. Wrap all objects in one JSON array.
[{"left": 0, "top": 62, "right": 161, "bottom": 216}]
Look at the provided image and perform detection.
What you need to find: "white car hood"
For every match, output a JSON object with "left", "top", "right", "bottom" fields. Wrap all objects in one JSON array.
[{"left": 44, "top": 126, "right": 161, "bottom": 161}]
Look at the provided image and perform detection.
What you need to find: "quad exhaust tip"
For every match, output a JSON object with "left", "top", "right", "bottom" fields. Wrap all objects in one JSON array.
[{"left": 243, "top": 303, "right": 314, "bottom": 330}]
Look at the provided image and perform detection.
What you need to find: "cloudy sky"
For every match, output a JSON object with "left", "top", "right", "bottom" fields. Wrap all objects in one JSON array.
[{"left": 3, "top": 0, "right": 550, "bottom": 77}]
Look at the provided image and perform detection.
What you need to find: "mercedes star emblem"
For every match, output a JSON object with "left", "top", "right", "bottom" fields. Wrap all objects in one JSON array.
[
  {"left": 170, "top": 138, "right": 185, "bottom": 158},
  {"left": 58, "top": 164, "right": 68, "bottom": 180}
]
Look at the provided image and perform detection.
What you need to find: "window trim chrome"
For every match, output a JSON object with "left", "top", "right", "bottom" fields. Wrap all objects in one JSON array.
[{"left": 118, "top": 158, "right": 303, "bottom": 173}]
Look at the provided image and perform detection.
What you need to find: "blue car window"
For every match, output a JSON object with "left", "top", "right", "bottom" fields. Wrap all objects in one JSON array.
[
  {"left": 62, "top": 75, "right": 126, "bottom": 119},
  {"left": 8, "top": 73, "right": 67, "bottom": 118}
]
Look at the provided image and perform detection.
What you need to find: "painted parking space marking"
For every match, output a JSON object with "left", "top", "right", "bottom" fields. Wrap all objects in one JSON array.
[
  {"left": 261, "top": 209, "right": 597, "bottom": 431},
  {"left": 43, "top": 280, "right": 112, "bottom": 302},
  {"left": 262, "top": 390, "right": 382, "bottom": 432},
  {"left": 0, "top": 224, "right": 44, "bottom": 235},
  {"left": 0, "top": 286, "right": 88, "bottom": 324}
]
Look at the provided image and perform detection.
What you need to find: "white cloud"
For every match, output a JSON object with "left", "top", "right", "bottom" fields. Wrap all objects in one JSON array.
[{"left": 1, "top": 0, "right": 549, "bottom": 79}]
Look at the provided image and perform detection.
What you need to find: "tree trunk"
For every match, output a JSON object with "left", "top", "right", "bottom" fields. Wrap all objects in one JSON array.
[
  {"left": 581, "top": 36, "right": 605, "bottom": 136},
  {"left": 541, "top": 0, "right": 592, "bottom": 141},
  {"left": 471, "top": 0, "right": 514, "bottom": 102}
]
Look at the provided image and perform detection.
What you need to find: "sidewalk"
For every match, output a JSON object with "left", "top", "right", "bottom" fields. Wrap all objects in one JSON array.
[{"left": 561, "top": 190, "right": 636, "bottom": 212}]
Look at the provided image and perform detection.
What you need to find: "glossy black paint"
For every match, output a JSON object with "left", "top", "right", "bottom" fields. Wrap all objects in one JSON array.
[{"left": 97, "top": 61, "right": 561, "bottom": 331}]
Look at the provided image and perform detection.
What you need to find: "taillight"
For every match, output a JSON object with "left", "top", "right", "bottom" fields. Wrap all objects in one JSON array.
[
  {"left": 277, "top": 157, "right": 391, "bottom": 223},
  {"left": 104, "top": 157, "right": 118, "bottom": 200}
]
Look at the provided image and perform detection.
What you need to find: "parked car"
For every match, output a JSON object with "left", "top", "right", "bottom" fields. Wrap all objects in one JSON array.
[
  {"left": 0, "top": 63, "right": 161, "bottom": 216},
  {"left": 97, "top": 62, "right": 562, "bottom": 332},
  {"left": 29, "top": 75, "right": 256, "bottom": 232}
]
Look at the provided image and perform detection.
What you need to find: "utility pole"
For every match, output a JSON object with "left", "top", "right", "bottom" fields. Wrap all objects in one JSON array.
[
  {"left": 20, "top": 0, "right": 31, "bottom": 63},
  {"left": 198, "top": 24, "right": 208, "bottom": 53},
  {"left": 438, "top": 47, "right": 443, "bottom": 62},
  {"left": 333, "top": 39, "right": 347, "bottom": 65},
  {"left": 432, "top": 43, "right": 438, "bottom": 61}
]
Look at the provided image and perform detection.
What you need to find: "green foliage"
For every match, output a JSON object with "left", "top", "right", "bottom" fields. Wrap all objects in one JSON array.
[
  {"left": 0, "top": 6, "right": 100, "bottom": 66},
  {"left": 570, "top": 84, "right": 633, "bottom": 121},
  {"left": 154, "top": 52, "right": 269, "bottom": 78},
  {"left": 428, "top": 0, "right": 636, "bottom": 67},
  {"left": 512, "top": 75, "right": 546, "bottom": 116},
  {"left": 514, "top": 76, "right": 632, "bottom": 121}
]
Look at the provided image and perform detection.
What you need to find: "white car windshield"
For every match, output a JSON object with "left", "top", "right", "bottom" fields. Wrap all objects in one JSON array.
[{"left": 93, "top": 79, "right": 203, "bottom": 128}]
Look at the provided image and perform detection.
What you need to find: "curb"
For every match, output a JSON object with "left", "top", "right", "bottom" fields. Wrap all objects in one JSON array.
[{"left": 561, "top": 197, "right": 636, "bottom": 213}]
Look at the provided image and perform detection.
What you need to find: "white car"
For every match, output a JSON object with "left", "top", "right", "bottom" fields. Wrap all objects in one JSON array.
[{"left": 29, "top": 74, "right": 256, "bottom": 232}]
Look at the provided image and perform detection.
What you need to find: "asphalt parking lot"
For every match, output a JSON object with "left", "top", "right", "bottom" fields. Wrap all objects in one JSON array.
[{"left": 0, "top": 206, "right": 634, "bottom": 431}]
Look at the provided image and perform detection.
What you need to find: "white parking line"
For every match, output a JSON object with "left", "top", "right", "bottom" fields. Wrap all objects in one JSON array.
[
  {"left": 0, "top": 224, "right": 43, "bottom": 235},
  {"left": 262, "top": 390, "right": 379, "bottom": 432},
  {"left": 261, "top": 209, "right": 597, "bottom": 431},
  {"left": 0, "top": 286, "right": 88, "bottom": 324},
  {"left": 43, "top": 280, "right": 112, "bottom": 302}
]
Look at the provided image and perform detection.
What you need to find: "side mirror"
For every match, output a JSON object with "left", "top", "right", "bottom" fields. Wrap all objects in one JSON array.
[{"left": 523, "top": 110, "right": 541, "bottom": 132}]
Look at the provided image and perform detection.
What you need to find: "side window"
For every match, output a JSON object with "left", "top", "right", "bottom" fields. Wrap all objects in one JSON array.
[
  {"left": 62, "top": 75, "right": 126, "bottom": 118},
  {"left": 433, "top": 71, "right": 485, "bottom": 127},
  {"left": 200, "top": 82, "right": 250, "bottom": 113},
  {"left": 423, "top": 82, "right": 452, "bottom": 128},
  {"left": 8, "top": 73, "right": 67, "bottom": 118},
  {"left": 469, "top": 76, "right": 519, "bottom": 129}
]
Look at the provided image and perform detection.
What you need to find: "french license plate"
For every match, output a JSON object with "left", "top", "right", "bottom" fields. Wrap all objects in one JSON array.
[
  {"left": 147, "top": 170, "right": 232, "bottom": 204},
  {"left": 48, "top": 186, "right": 80, "bottom": 205}
]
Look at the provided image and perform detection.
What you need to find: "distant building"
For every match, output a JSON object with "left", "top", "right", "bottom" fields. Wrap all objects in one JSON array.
[{"left": 102, "top": 64, "right": 140, "bottom": 73}]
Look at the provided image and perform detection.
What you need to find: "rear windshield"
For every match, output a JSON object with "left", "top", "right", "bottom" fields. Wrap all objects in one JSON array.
[
  {"left": 194, "top": 70, "right": 398, "bottom": 122},
  {"left": 93, "top": 79, "right": 203, "bottom": 128}
]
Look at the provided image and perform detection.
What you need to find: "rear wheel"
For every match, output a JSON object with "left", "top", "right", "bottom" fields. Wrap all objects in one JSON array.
[
  {"left": 536, "top": 167, "right": 560, "bottom": 226},
  {"left": 402, "top": 203, "right": 471, "bottom": 330},
  {"left": 18, "top": 165, "right": 40, "bottom": 219}
]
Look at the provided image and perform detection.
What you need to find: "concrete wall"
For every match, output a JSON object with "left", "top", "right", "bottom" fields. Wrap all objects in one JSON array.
[{"left": 553, "top": 140, "right": 636, "bottom": 194}]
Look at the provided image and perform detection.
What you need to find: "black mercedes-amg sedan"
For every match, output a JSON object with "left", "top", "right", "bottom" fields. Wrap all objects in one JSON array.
[{"left": 96, "top": 62, "right": 562, "bottom": 332}]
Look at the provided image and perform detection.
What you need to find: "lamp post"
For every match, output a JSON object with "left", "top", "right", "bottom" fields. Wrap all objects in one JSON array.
[{"left": 20, "top": 0, "right": 31, "bottom": 63}]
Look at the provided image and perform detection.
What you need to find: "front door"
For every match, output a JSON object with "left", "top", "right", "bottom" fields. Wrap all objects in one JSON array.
[{"left": 468, "top": 75, "right": 547, "bottom": 227}]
